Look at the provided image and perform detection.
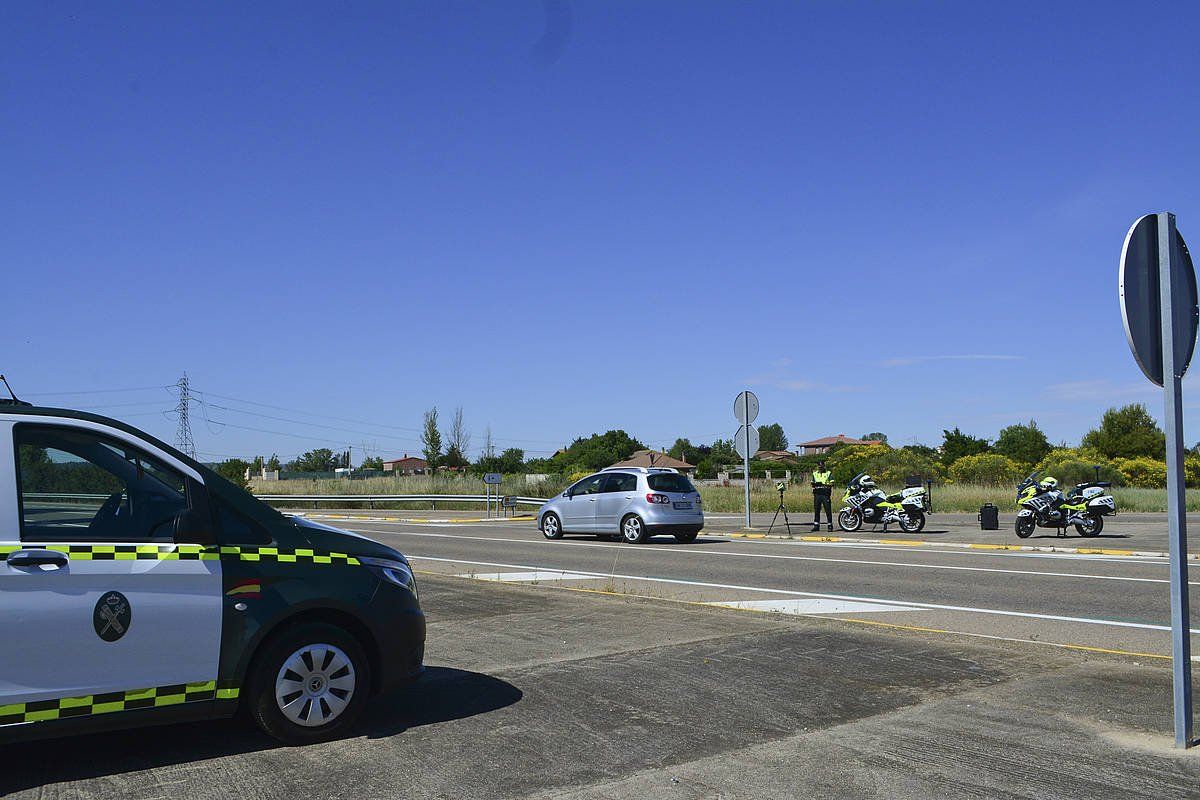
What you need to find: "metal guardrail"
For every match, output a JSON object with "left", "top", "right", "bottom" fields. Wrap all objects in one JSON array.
[
  {"left": 255, "top": 493, "right": 549, "bottom": 509},
  {"left": 25, "top": 492, "right": 550, "bottom": 511}
]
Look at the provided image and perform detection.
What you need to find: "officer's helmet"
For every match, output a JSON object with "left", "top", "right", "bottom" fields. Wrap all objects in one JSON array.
[
  {"left": 859, "top": 474, "right": 876, "bottom": 489},
  {"left": 1039, "top": 477, "right": 1059, "bottom": 492}
]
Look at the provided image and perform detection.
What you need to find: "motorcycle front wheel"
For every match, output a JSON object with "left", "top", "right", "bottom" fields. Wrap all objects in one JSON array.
[
  {"left": 1075, "top": 515, "right": 1103, "bottom": 537},
  {"left": 1015, "top": 517, "right": 1035, "bottom": 538},
  {"left": 837, "top": 509, "right": 862, "bottom": 532},
  {"left": 898, "top": 511, "right": 925, "bottom": 533}
]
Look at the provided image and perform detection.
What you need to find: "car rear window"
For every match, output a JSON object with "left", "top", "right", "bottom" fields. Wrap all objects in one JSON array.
[{"left": 647, "top": 473, "right": 695, "bottom": 493}]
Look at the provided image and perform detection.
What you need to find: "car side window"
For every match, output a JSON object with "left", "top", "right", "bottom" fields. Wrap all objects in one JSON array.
[
  {"left": 216, "top": 501, "right": 272, "bottom": 545},
  {"left": 569, "top": 475, "right": 604, "bottom": 496},
  {"left": 15, "top": 424, "right": 190, "bottom": 544},
  {"left": 602, "top": 473, "right": 637, "bottom": 493}
]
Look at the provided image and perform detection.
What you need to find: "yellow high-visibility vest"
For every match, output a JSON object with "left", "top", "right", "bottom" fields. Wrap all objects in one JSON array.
[{"left": 812, "top": 471, "right": 832, "bottom": 486}]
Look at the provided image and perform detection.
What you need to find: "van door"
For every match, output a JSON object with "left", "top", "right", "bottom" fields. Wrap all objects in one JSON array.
[
  {"left": 559, "top": 474, "right": 604, "bottom": 532},
  {"left": 0, "top": 421, "right": 223, "bottom": 727}
]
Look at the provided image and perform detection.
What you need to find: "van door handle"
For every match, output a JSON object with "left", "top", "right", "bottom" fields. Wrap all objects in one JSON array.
[{"left": 6, "top": 549, "right": 69, "bottom": 569}]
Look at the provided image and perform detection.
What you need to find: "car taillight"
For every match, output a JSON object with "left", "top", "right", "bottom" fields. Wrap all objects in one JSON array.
[{"left": 646, "top": 493, "right": 670, "bottom": 504}]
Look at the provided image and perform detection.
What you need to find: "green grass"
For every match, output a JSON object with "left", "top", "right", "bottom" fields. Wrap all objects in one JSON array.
[{"left": 249, "top": 475, "right": 1200, "bottom": 514}]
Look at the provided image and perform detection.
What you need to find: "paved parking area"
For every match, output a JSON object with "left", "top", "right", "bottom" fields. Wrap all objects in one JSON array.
[{"left": 8, "top": 573, "right": 1200, "bottom": 799}]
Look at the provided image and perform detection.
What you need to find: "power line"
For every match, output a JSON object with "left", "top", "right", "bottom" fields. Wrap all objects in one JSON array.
[{"left": 24, "top": 385, "right": 171, "bottom": 397}]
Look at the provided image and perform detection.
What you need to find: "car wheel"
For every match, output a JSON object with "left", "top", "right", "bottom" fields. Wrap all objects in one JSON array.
[
  {"left": 673, "top": 530, "right": 699, "bottom": 543},
  {"left": 248, "top": 622, "right": 371, "bottom": 745},
  {"left": 621, "top": 515, "right": 648, "bottom": 544},
  {"left": 542, "top": 513, "right": 563, "bottom": 539}
]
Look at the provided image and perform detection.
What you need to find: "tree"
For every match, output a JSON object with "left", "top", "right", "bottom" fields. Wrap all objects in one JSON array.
[
  {"left": 421, "top": 407, "right": 443, "bottom": 469},
  {"left": 448, "top": 406, "right": 471, "bottom": 459},
  {"left": 941, "top": 428, "right": 989, "bottom": 465},
  {"left": 1081, "top": 404, "right": 1166, "bottom": 460},
  {"left": 861, "top": 432, "right": 888, "bottom": 444},
  {"left": 286, "top": 449, "right": 338, "bottom": 472},
  {"left": 947, "top": 453, "right": 1022, "bottom": 486},
  {"left": 498, "top": 448, "right": 525, "bottom": 473},
  {"left": 709, "top": 438, "right": 737, "bottom": 466},
  {"left": 549, "top": 430, "right": 645, "bottom": 473},
  {"left": 757, "top": 423, "right": 788, "bottom": 451},
  {"left": 360, "top": 455, "right": 384, "bottom": 470},
  {"left": 668, "top": 438, "right": 707, "bottom": 466},
  {"left": 266, "top": 454, "right": 281, "bottom": 471},
  {"left": 215, "top": 458, "right": 252, "bottom": 490},
  {"left": 442, "top": 444, "right": 469, "bottom": 469},
  {"left": 992, "top": 420, "right": 1051, "bottom": 467}
]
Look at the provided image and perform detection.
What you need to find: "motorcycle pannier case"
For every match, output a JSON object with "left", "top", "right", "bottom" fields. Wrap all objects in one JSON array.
[{"left": 979, "top": 504, "right": 999, "bottom": 531}]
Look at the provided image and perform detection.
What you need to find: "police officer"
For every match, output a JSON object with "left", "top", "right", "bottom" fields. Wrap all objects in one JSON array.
[{"left": 811, "top": 460, "right": 833, "bottom": 532}]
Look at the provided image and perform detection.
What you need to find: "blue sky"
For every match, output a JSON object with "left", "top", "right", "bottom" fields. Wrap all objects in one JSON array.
[{"left": 4, "top": 1, "right": 1200, "bottom": 463}]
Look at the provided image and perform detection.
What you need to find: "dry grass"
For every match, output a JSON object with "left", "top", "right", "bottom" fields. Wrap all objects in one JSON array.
[{"left": 250, "top": 474, "right": 1200, "bottom": 513}]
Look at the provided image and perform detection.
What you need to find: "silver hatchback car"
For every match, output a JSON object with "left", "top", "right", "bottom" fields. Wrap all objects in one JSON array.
[{"left": 538, "top": 467, "right": 704, "bottom": 544}]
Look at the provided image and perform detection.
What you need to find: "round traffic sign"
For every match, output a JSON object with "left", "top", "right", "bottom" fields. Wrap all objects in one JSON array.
[
  {"left": 733, "top": 391, "right": 759, "bottom": 424},
  {"left": 734, "top": 424, "right": 760, "bottom": 459},
  {"left": 1120, "top": 213, "right": 1198, "bottom": 387}
]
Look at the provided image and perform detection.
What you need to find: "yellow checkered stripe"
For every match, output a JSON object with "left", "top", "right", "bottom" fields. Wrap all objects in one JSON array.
[
  {"left": 0, "top": 681, "right": 240, "bottom": 726},
  {"left": 0, "top": 544, "right": 359, "bottom": 565}
]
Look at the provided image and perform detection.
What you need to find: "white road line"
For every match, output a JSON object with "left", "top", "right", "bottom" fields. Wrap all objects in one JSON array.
[
  {"left": 342, "top": 526, "right": 1195, "bottom": 585},
  {"left": 709, "top": 598, "right": 916, "bottom": 615},
  {"left": 409, "top": 554, "right": 1200, "bottom": 634},
  {"left": 464, "top": 570, "right": 597, "bottom": 583}
]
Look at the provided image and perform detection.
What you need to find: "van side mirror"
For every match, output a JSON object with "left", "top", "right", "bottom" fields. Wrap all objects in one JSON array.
[{"left": 174, "top": 508, "right": 216, "bottom": 545}]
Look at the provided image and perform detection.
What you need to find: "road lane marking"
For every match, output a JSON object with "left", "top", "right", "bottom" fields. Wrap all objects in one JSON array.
[
  {"left": 708, "top": 598, "right": 915, "bottom": 615},
  {"left": 408, "top": 554, "right": 1200, "bottom": 634},
  {"left": 344, "top": 527, "right": 1197, "bottom": 586},
  {"left": 417, "top": 569, "right": 1189, "bottom": 663},
  {"left": 463, "top": 570, "right": 596, "bottom": 583}
]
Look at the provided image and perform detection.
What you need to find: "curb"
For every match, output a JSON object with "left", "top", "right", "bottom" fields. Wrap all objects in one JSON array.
[
  {"left": 724, "top": 531, "right": 1199, "bottom": 560},
  {"left": 289, "top": 512, "right": 536, "bottom": 525}
]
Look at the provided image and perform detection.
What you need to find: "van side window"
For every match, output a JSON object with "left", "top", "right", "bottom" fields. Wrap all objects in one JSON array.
[
  {"left": 216, "top": 501, "right": 272, "bottom": 545},
  {"left": 15, "top": 425, "right": 189, "bottom": 543}
]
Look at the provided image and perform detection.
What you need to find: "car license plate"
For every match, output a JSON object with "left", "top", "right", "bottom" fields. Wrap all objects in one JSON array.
[{"left": 673, "top": 501, "right": 692, "bottom": 510}]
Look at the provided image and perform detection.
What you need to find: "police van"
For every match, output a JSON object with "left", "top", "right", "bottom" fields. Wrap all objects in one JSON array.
[{"left": 0, "top": 402, "right": 425, "bottom": 744}]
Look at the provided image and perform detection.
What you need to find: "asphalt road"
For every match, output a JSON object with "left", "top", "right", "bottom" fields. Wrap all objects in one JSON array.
[{"left": 310, "top": 511, "right": 1200, "bottom": 661}]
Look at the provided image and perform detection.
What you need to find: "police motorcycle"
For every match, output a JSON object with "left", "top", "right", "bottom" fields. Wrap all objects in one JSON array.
[
  {"left": 837, "top": 472, "right": 929, "bottom": 533},
  {"left": 1014, "top": 471, "right": 1116, "bottom": 538}
]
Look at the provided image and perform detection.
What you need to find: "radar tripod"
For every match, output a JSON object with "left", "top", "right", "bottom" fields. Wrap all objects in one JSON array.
[{"left": 767, "top": 482, "right": 792, "bottom": 536}]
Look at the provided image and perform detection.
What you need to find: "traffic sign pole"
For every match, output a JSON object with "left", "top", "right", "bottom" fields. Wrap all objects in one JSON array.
[
  {"left": 743, "top": 392, "right": 752, "bottom": 528},
  {"left": 1158, "top": 212, "right": 1193, "bottom": 748}
]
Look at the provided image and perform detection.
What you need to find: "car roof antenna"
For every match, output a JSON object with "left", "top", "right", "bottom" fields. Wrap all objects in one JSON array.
[{"left": 0, "top": 375, "right": 30, "bottom": 406}]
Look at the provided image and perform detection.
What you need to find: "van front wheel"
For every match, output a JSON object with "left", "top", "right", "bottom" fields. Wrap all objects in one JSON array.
[{"left": 248, "top": 622, "right": 371, "bottom": 745}]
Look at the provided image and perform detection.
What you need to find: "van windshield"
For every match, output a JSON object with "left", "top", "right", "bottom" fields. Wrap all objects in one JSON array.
[{"left": 647, "top": 473, "right": 695, "bottom": 494}]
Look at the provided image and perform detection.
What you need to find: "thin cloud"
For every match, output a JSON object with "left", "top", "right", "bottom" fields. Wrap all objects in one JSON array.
[
  {"left": 881, "top": 354, "right": 1024, "bottom": 368},
  {"left": 746, "top": 376, "right": 861, "bottom": 393},
  {"left": 1043, "top": 380, "right": 1157, "bottom": 402}
]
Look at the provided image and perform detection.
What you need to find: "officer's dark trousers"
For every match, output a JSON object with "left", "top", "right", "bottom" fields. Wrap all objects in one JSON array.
[{"left": 813, "top": 490, "right": 832, "bottom": 525}]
